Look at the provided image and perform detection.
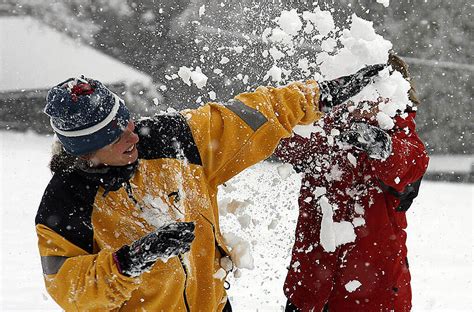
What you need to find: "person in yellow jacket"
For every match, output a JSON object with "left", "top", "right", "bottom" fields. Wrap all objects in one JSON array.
[{"left": 36, "top": 65, "right": 384, "bottom": 312}]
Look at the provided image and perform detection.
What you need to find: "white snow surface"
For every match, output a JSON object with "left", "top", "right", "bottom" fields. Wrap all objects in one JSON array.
[{"left": 1, "top": 131, "right": 472, "bottom": 311}]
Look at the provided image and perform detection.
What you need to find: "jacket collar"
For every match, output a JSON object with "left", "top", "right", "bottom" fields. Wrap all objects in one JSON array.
[{"left": 76, "top": 161, "right": 139, "bottom": 195}]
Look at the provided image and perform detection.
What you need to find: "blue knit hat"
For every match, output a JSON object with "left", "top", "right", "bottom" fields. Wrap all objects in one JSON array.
[{"left": 44, "top": 76, "right": 130, "bottom": 156}]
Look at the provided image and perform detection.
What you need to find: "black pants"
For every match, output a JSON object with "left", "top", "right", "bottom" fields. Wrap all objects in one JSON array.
[
  {"left": 285, "top": 300, "right": 329, "bottom": 312},
  {"left": 223, "top": 299, "right": 232, "bottom": 312}
]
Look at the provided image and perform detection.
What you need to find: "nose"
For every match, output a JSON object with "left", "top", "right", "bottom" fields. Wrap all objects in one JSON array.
[{"left": 124, "top": 121, "right": 139, "bottom": 144}]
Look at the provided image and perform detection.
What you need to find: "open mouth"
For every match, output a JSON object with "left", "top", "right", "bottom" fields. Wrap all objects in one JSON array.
[{"left": 124, "top": 144, "right": 135, "bottom": 154}]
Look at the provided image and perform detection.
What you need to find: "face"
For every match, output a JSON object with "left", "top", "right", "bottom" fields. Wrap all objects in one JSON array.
[{"left": 89, "top": 120, "right": 140, "bottom": 167}]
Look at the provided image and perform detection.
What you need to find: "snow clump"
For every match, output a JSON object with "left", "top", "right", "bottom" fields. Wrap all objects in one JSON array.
[{"left": 345, "top": 280, "right": 362, "bottom": 292}]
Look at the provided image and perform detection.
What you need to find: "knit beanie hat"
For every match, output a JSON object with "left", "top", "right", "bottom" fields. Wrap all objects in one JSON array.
[{"left": 44, "top": 76, "right": 130, "bottom": 156}]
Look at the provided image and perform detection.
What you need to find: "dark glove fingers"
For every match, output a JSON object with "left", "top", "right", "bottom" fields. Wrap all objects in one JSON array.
[
  {"left": 114, "top": 222, "right": 196, "bottom": 277},
  {"left": 320, "top": 63, "right": 386, "bottom": 108},
  {"left": 338, "top": 131, "right": 364, "bottom": 147},
  {"left": 155, "top": 226, "right": 195, "bottom": 244},
  {"left": 161, "top": 238, "right": 193, "bottom": 258},
  {"left": 341, "top": 123, "right": 392, "bottom": 159},
  {"left": 357, "top": 63, "right": 386, "bottom": 78},
  {"left": 351, "top": 63, "right": 386, "bottom": 90}
]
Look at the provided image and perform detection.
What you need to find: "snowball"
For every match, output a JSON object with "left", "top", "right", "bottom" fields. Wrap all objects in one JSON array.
[
  {"left": 319, "top": 14, "right": 392, "bottom": 80},
  {"left": 219, "top": 198, "right": 252, "bottom": 216},
  {"left": 213, "top": 268, "right": 226, "bottom": 280},
  {"left": 321, "top": 37, "right": 337, "bottom": 52},
  {"left": 233, "top": 269, "right": 242, "bottom": 278},
  {"left": 319, "top": 196, "right": 336, "bottom": 252},
  {"left": 313, "top": 186, "right": 327, "bottom": 197},
  {"left": 354, "top": 202, "right": 365, "bottom": 215},
  {"left": 269, "top": 28, "right": 293, "bottom": 45},
  {"left": 297, "top": 58, "right": 310, "bottom": 76},
  {"left": 208, "top": 91, "right": 216, "bottom": 100},
  {"left": 264, "top": 65, "right": 283, "bottom": 82},
  {"left": 277, "top": 9, "right": 302, "bottom": 36},
  {"left": 237, "top": 214, "right": 251, "bottom": 228},
  {"left": 269, "top": 47, "right": 285, "bottom": 61},
  {"left": 347, "top": 153, "right": 357, "bottom": 167},
  {"left": 334, "top": 221, "right": 356, "bottom": 246},
  {"left": 350, "top": 14, "right": 377, "bottom": 41},
  {"left": 220, "top": 256, "right": 233, "bottom": 271},
  {"left": 376, "top": 112, "right": 394, "bottom": 130},
  {"left": 291, "top": 260, "right": 301, "bottom": 272},
  {"left": 293, "top": 124, "right": 323, "bottom": 139},
  {"left": 345, "top": 280, "right": 362, "bottom": 292},
  {"left": 277, "top": 163, "right": 294, "bottom": 179},
  {"left": 302, "top": 7, "right": 335, "bottom": 36},
  {"left": 140, "top": 195, "right": 178, "bottom": 228},
  {"left": 352, "top": 217, "right": 366, "bottom": 227},
  {"left": 190, "top": 66, "right": 208, "bottom": 89},
  {"left": 220, "top": 56, "right": 230, "bottom": 64},
  {"left": 177, "top": 66, "right": 192, "bottom": 86},
  {"left": 177, "top": 66, "right": 208, "bottom": 89},
  {"left": 223, "top": 232, "right": 255, "bottom": 270},
  {"left": 199, "top": 5, "right": 206, "bottom": 17}
]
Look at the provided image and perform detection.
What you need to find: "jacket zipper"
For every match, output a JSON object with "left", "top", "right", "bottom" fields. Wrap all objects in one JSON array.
[
  {"left": 198, "top": 212, "right": 233, "bottom": 293},
  {"left": 178, "top": 255, "right": 191, "bottom": 312},
  {"left": 198, "top": 213, "right": 230, "bottom": 259}
]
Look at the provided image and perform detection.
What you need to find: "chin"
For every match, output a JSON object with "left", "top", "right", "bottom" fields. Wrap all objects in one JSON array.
[{"left": 126, "top": 152, "right": 138, "bottom": 164}]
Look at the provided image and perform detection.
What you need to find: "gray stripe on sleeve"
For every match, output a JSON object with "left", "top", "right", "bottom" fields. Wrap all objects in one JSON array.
[
  {"left": 41, "top": 256, "right": 69, "bottom": 275},
  {"left": 224, "top": 99, "right": 267, "bottom": 131}
]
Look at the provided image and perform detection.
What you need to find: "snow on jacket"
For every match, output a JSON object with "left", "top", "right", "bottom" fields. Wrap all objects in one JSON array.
[
  {"left": 274, "top": 104, "right": 429, "bottom": 312},
  {"left": 35, "top": 81, "right": 323, "bottom": 311}
]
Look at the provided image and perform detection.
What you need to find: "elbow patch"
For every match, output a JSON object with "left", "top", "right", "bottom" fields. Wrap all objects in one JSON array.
[
  {"left": 41, "top": 255, "right": 69, "bottom": 275},
  {"left": 225, "top": 99, "right": 267, "bottom": 132}
]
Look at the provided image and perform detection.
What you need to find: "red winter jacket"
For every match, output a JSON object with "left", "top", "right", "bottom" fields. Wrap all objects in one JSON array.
[{"left": 275, "top": 106, "right": 429, "bottom": 312}]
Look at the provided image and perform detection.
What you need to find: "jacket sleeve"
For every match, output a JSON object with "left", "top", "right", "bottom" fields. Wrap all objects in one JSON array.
[
  {"left": 184, "top": 80, "right": 323, "bottom": 186},
  {"left": 36, "top": 224, "right": 139, "bottom": 311},
  {"left": 274, "top": 133, "right": 311, "bottom": 171},
  {"left": 369, "top": 112, "right": 429, "bottom": 192},
  {"left": 274, "top": 103, "right": 351, "bottom": 171}
]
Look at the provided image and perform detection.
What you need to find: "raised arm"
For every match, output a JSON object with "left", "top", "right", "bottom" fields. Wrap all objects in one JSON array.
[{"left": 185, "top": 81, "right": 323, "bottom": 187}]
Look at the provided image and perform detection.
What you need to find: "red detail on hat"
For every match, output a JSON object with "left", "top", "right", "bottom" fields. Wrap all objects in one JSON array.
[{"left": 70, "top": 83, "right": 95, "bottom": 102}]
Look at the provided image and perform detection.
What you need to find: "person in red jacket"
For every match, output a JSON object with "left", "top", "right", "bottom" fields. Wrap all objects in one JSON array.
[{"left": 275, "top": 54, "right": 429, "bottom": 312}]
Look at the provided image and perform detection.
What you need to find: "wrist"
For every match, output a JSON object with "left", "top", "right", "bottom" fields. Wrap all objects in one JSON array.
[{"left": 113, "top": 245, "right": 133, "bottom": 277}]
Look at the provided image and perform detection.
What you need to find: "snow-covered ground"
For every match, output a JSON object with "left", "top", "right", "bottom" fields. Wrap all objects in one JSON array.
[{"left": 0, "top": 130, "right": 472, "bottom": 311}]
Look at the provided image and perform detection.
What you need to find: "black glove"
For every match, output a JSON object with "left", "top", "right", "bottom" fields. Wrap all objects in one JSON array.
[
  {"left": 114, "top": 222, "right": 195, "bottom": 277},
  {"left": 318, "top": 64, "right": 386, "bottom": 110},
  {"left": 338, "top": 122, "right": 392, "bottom": 160}
]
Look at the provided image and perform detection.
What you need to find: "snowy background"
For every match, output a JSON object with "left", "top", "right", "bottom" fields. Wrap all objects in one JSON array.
[{"left": 0, "top": 0, "right": 473, "bottom": 311}]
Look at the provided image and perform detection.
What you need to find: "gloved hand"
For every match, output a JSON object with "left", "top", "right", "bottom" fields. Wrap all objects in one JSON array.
[
  {"left": 338, "top": 122, "right": 392, "bottom": 160},
  {"left": 113, "top": 222, "right": 195, "bottom": 277},
  {"left": 318, "top": 64, "right": 386, "bottom": 111}
]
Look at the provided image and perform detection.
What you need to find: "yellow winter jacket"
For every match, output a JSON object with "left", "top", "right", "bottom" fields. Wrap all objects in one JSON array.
[{"left": 35, "top": 81, "right": 322, "bottom": 311}]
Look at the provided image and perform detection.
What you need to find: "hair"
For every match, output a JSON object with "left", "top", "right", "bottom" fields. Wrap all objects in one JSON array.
[
  {"left": 49, "top": 139, "right": 92, "bottom": 173},
  {"left": 388, "top": 52, "right": 421, "bottom": 106}
]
